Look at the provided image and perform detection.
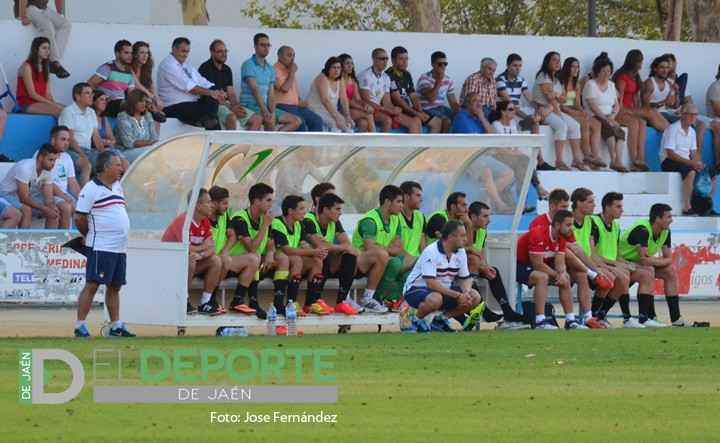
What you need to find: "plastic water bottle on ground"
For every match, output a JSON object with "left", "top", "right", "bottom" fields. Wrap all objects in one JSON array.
[
  {"left": 286, "top": 299, "right": 298, "bottom": 336},
  {"left": 267, "top": 304, "right": 277, "bottom": 336},
  {"left": 220, "top": 327, "right": 249, "bottom": 337}
]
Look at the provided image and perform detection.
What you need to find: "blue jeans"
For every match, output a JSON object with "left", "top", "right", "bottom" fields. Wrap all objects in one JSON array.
[{"left": 276, "top": 104, "right": 323, "bottom": 132}]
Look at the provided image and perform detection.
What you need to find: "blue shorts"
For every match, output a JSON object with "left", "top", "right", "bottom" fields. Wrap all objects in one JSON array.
[
  {"left": 425, "top": 106, "right": 457, "bottom": 121},
  {"left": 86, "top": 248, "right": 127, "bottom": 286},
  {"left": 404, "top": 284, "right": 460, "bottom": 311},
  {"left": 516, "top": 261, "right": 555, "bottom": 287},
  {"left": 68, "top": 148, "right": 126, "bottom": 171},
  {"left": 0, "top": 197, "right": 11, "bottom": 218},
  {"left": 0, "top": 193, "right": 65, "bottom": 218}
]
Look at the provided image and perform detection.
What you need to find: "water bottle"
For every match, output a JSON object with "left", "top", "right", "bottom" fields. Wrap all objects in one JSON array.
[
  {"left": 286, "top": 299, "right": 298, "bottom": 336},
  {"left": 220, "top": 327, "right": 249, "bottom": 337},
  {"left": 267, "top": 304, "right": 277, "bottom": 336}
]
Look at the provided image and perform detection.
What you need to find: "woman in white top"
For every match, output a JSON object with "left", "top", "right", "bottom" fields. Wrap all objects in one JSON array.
[
  {"left": 306, "top": 57, "right": 354, "bottom": 133},
  {"left": 641, "top": 55, "right": 680, "bottom": 124},
  {"left": 532, "top": 52, "right": 582, "bottom": 171},
  {"left": 582, "top": 58, "right": 627, "bottom": 172}
]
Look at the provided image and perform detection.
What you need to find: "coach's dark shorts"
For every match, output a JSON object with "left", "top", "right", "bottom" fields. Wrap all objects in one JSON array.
[
  {"left": 86, "top": 248, "right": 127, "bottom": 286},
  {"left": 404, "top": 285, "right": 460, "bottom": 311}
]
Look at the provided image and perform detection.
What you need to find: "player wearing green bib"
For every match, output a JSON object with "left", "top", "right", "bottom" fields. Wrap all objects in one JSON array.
[
  {"left": 208, "top": 186, "right": 261, "bottom": 315},
  {"left": 350, "top": 185, "right": 414, "bottom": 313},
  {"left": 425, "top": 191, "right": 473, "bottom": 246},
  {"left": 305, "top": 193, "right": 364, "bottom": 315},
  {"left": 570, "top": 188, "right": 617, "bottom": 329},
  {"left": 619, "top": 203, "right": 693, "bottom": 327},
  {"left": 272, "top": 195, "right": 329, "bottom": 316},
  {"left": 589, "top": 192, "right": 653, "bottom": 328},
  {"left": 228, "top": 183, "right": 289, "bottom": 319},
  {"left": 399, "top": 181, "right": 427, "bottom": 258},
  {"left": 463, "top": 201, "right": 525, "bottom": 330}
]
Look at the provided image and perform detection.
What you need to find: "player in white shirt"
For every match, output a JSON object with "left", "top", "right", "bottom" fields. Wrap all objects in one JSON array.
[{"left": 402, "top": 220, "right": 481, "bottom": 333}]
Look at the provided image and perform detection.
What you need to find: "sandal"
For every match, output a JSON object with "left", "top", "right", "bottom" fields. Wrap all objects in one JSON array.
[
  {"left": 633, "top": 161, "right": 650, "bottom": 172},
  {"left": 586, "top": 155, "right": 607, "bottom": 167},
  {"left": 571, "top": 160, "right": 588, "bottom": 171},
  {"left": 554, "top": 161, "right": 571, "bottom": 171},
  {"left": 629, "top": 163, "right": 643, "bottom": 172},
  {"left": 49, "top": 62, "right": 70, "bottom": 79},
  {"left": 610, "top": 163, "right": 629, "bottom": 173},
  {"left": 582, "top": 158, "right": 601, "bottom": 171}
]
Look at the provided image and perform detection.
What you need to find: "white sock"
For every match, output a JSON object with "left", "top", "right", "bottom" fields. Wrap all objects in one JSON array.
[
  {"left": 583, "top": 311, "right": 593, "bottom": 322},
  {"left": 200, "top": 292, "right": 212, "bottom": 305},
  {"left": 587, "top": 269, "right": 598, "bottom": 280},
  {"left": 76, "top": 320, "right": 86, "bottom": 328},
  {"left": 111, "top": 320, "right": 123, "bottom": 329},
  {"left": 565, "top": 313, "right": 576, "bottom": 322},
  {"left": 362, "top": 289, "right": 376, "bottom": 301},
  {"left": 535, "top": 314, "right": 546, "bottom": 323}
]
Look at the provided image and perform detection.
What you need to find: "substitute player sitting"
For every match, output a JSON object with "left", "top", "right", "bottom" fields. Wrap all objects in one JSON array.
[
  {"left": 403, "top": 220, "right": 481, "bottom": 333},
  {"left": 305, "top": 193, "right": 363, "bottom": 315},
  {"left": 272, "top": 195, "right": 330, "bottom": 315}
]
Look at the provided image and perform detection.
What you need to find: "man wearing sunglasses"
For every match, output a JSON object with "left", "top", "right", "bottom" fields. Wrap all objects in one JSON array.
[{"left": 417, "top": 51, "right": 461, "bottom": 133}]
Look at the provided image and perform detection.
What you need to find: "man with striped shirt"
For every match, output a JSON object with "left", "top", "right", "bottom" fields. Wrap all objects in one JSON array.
[{"left": 403, "top": 220, "right": 481, "bottom": 333}]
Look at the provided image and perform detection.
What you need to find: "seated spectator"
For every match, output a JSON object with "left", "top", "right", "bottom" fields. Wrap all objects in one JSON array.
[
  {"left": 496, "top": 53, "right": 554, "bottom": 173},
  {"left": 665, "top": 53, "right": 707, "bottom": 149},
  {"left": 114, "top": 89, "right": 158, "bottom": 163},
  {"left": 87, "top": 40, "right": 135, "bottom": 117},
  {"left": 198, "top": 39, "right": 262, "bottom": 131},
  {"left": 16, "top": 36, "right": 65, "bottom": 118},
  {"left": 531, "top": 51, "right": 582, "bottom": 171},
  {"left": 559, "top": 57, "right": 603, "bottom": 170},
  {"left": 0, "top": 144, "right": 72, "bottom": 228},
  {"left": 385, "top": 46, "right": 433, "bottom": 133},
  {"left": 58, "top": 83, "right": 101, "bottom": 187},
  {"left": 161, "top": 188, "right": 224, "bottom": 316},
  {"left": 274, "top": 45, "right": 323, "bottom": 132},
  {"left": 158, "top": 37, "right": 224, "bottom": 130},
  {"left": 707, "top": 64, "right": 720, "bottom": 171},
  {"left": 358, "top": 48, "right": 413, "bottom": 133},
  {"left": 130, "top": 41, "right": 166, "bottom": 125},
  {"left": 451, "top": 92, "right": 494, "bottom": 134},
  {"left": 582, "top": 58, "right": 628, "bottom": 172},
  {"left": 491, "top": 100, "right": 550, "bottom": 206},
  {"left": 459, "top": 57, "right": 498, "bottom": 119},
  {"left": 240, "top": 33, "right": 300, "bottom": 132},
  {"left": 642, "top": 55, "right": 680, "bottom": 125},
  {"left": 15, "top": 0, "right": 71, "bottom": 78},
  {"left": 417, "top": 51, "right": 461, "bottom": 133},
  {"left": 614, "top": 49, "right": 668, "bottom": 133},
  {"left": 45, "top": 125, "right": 80, "bottom": 206},
  {"left": 305, "top": 57, "right": 355, "bottom": 133},
  {"left": 659, "top": 104, "right": 718, "bottom": 216},
  {"left": 91, "top": 90, "right": 130, "bottom": 173},
  {"left": 338, "top": 53, "right": 375, "bottom": 133}
]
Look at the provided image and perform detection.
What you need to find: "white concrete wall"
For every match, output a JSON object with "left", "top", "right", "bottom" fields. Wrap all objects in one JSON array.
[{"left": 1, "top": 19, "right": 719, "bottom": 114}]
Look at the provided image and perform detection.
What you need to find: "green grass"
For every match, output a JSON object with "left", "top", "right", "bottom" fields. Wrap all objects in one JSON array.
[{"left": 5, "top": 329, "right": 720, "bottom": 442}]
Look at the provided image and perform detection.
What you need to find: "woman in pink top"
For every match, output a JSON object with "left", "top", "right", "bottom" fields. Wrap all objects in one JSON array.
[
  {"left": 16, "top": 37, "right": 65, "bottom": 118},
  {"left": 338, "top": 54, "right": 375, "bottom": 132}
]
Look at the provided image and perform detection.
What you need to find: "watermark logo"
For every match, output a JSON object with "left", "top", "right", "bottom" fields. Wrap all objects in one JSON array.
[
  {"left": 19, "top": 349, "right": 85, "bottom": 404},
  {"left": 19, "top": 347, "right": 336, "bottom": 404}
]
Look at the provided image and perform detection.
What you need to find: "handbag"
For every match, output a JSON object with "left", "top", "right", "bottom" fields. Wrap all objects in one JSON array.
[{"left": 693, "top": 166, "right": 712, "bottom": 198}]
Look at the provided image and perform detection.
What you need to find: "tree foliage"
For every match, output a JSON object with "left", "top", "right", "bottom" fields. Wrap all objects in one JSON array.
[{"left": 240, "top": 0, "right": 699, "bottom": 41}]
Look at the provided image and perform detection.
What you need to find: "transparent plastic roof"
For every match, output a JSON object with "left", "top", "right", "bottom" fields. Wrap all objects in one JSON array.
[{"left": 121, "top": 132, "right": 542, "bottom": 241}]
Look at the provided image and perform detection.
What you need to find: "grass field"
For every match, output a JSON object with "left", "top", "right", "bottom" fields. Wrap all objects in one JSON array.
[{"left": 5, "top": 328, "right": 720, "bottom": 442}]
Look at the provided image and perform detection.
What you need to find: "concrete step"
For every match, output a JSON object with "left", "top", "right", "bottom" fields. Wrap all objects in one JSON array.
[{"left": 535, "top": 170, "right": 683, "bottom": 216}]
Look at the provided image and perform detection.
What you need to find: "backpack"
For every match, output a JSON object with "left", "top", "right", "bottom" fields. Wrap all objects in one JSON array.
[
  {"left": 690, "top": 191, "right": 714, "bottom": 216},
  {"left": 521, "top": 301, "right": 558, "bottom": 328}
]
